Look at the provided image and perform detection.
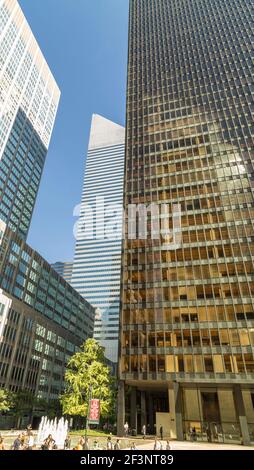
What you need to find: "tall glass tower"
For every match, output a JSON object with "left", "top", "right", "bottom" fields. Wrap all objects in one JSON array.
[
  {"left": 0, "top": 0, "right": 60, "bottom": 240},
  {"left": 118, "top": 0, "right": 254, "bottom": 445},
  {"left": 72, "top": 114, "right": 125, "bottom": 363},
  {"left": 51, "top": 261, "right": 73, "bottom": 284}
]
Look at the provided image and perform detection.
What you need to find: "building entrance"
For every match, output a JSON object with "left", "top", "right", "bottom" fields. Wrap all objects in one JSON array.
[{"left": 201, "top": 392, "right": 221, "bottom": 442}]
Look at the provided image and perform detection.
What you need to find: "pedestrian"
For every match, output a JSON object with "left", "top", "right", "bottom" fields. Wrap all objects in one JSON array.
[
  {"left": 106, "top": 436, "right": 113, "bottom": 450},
  {"left": 93, "top": 440, "right": 99, "bottom": 449},
  {"left": 206, "top": 426, "right": 212, "bottom": 443},
  {"left": 20, "top": 432, "right": 26, "bottom": 449},
  {"left": 214, "top": 424, "right": 218, "bottom": 441},
  {"left": 73, "top": 438, "right": 83, "bottom": 450},
  {"left": 166, "top": 440, "right": 172, "bottom": 450},
  {"left": 12, "top": 435, "right": 22, "bottom": 450},
  {"left": 142, "top": 424, "right": 146, "bottom": 439},
  {"left": 41, "top": 434, "right": 56, "bottom": 450},
  {"left": 64, "top": 435, "right": 71, "bottom": 450},
  {"left": 0, "top": 437, "right": 5, "bottom": 450},
  {"left": 27, "top": 432, "right": 34, "bottom": 450},
  {"left": 83, "top": 437, "right": 89, "bottom": 450},
  {"left": 124, "top": 421, "right": 129, "bottom": 437},
  {"left": 153, "top": 437, "right": 161, "bottom": 450},
  {"left": 159, "top": 425, "right": 163, "bottom": 440},
  {"left": 27, "top": 424, "right": 32, "bottom": 435},
  {"left": 114, "top": 439, "right": 121, "bottom": 450},
  {"left": 192, "top": 426, "right": 197, "bottom": 442},
  {"left": 130, "top": 442, "right": 137, "bottom": 450}
]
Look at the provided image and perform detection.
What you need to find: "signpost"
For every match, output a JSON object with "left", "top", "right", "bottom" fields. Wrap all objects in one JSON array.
[
  {"left": 84, "top": 386, "right": 100, "bottom": 437},
  {"left": 88, "top": 399, "right": 101, "bottom": 425}
]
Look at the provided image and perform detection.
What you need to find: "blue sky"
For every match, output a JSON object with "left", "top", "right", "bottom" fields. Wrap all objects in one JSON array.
[{"left": 19, "top": 0, "right": 128, "bottom": 263}]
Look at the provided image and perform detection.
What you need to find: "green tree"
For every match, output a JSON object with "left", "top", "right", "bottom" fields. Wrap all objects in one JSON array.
[
  {"left": 60, "top": 339, "right": 115, "bottom": 419},
  {"left": 0, "top": 389, "right": 14, "bottom": 412}
]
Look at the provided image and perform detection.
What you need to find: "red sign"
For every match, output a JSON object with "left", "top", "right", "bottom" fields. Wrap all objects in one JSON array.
[{"left": 88, "top": 399, "right": 100, "bottom": 424}]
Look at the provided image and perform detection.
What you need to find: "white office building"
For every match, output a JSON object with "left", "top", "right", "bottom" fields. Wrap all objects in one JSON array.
[
  {"left": 0, "top": 0, "right": 60, "bottom": 239},
  {"left": 71, "top": 114, "right": 125, "bottom": 363}
]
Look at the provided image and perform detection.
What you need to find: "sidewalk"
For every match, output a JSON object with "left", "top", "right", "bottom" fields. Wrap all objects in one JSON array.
[{"left": 125, "top": 440, "right": 254, "bottom": 451}]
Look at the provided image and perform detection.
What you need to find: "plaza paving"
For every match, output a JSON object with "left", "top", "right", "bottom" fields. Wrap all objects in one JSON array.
[
  {"left": 125, "top": 440, "right": 254, "bottom": 451},
  {"left": 1, "top": 431, "right": 253, "bottom": 450}
]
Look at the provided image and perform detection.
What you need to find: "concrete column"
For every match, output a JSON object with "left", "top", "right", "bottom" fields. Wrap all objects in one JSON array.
[
  {"left": 117, "top": 381, "right": 125, "bottom": 437},
  {"left": 173, "top": 381, "right": 184, "bottom": 441},
  {"left": 141, "top": 391, "right": 147, "bottom": 427},
  {"left": 148, "top": 393, "right": 154, "bottom": 434},
  {"left": 130, "top": 387, "right": 137, "bottom": 432},
  {"left": 233, "top": 385, "right": 250, "bottom": 446}
]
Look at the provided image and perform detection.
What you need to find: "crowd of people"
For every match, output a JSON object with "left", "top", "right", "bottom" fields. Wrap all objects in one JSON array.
[
  {"left": 0, "top": 424, "right": 35, "bottom": 451},
  {"left": 124, "top": 421, "right": 166, "bottom": 440},
  {"left": 0, "top": 421, "right": 173, "bottom": 451},
  {"left": 72, "top": 436, "right": 121, "bottom": 451}
]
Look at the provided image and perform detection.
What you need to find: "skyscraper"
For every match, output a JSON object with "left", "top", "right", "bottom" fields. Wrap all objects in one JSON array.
[
  {"left": 0, "top": 1, "right": 95, "bottom": 417},
  {"left": 0, "top": 219, "right": 94, "bottom": 403},
  {"left": 0, "top": 0, "right": 60, "bottom": 240},
  {"left": 51, "top": 261, "right": 73, "bottom": 284},
  {"left": 118, "top": 0, "right": 254, "bottom": 445},
  {"left": 72, "top": 114, "right": 125, "bottom": 363}
]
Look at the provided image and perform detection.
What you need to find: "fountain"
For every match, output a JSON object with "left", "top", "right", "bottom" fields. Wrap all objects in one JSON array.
[{"left": 37, "top": 416, "right": 69, "bottom": 449}]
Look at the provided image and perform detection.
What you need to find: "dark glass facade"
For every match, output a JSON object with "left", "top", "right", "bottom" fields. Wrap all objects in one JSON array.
[
  {"left": 118, "top": 0, "right": 254, "bottom": 444},
  {"left": 0, "top": 224, "right": 94, "bottom": 342},
  {"left": 0, "top": 109, "right": 47, "bottom": 240},
  {"left": 0, "top": 220, "right": 95, "bottom": 403}
]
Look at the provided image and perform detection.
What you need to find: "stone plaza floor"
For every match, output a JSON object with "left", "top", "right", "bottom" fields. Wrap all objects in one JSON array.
[
  {"left": 1, "top": 431, "right": 253, "bottom": 451},
  {"left": 126, "top": 440, "right": 254, "bottom": 451}
]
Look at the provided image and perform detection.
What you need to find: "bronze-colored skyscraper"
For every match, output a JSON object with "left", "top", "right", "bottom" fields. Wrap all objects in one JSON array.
[{"left": 118, "top": 0, "right": 254, "bottom": 444}]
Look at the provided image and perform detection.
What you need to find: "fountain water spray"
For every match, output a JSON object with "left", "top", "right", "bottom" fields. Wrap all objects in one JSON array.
[{"left": 37, "top": 416, "right": 69, "bottom": 449}]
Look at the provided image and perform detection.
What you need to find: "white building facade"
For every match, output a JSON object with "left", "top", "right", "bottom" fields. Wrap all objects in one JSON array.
[
  {"left": 71, "top": 114, "right": 125, "bottom": 363},
  {"left": 0, "top": 0, "right": 60, "bottom": 239}
]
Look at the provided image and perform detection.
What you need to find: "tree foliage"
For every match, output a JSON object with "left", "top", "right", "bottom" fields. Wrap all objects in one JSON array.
[
  {"left": 12, "top": 390, "right": 47, "bottom": 417},
  {"left": 60, "top": 339, "right": 115, "bottom": 418},
  {"left": 0, "top": 389, "right": 14, "bottom": 412}
]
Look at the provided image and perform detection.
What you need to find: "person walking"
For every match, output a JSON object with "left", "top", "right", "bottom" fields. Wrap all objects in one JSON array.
[
  {"left": 93, "top": 440, "right": 99, "bottom": 449},
  {"left": 130, "top": 442, "right": 137, "bottom": 450},
  {"left": 83, "top": 437, "right": 89, "bottom": 450},
  {"left": 106, "top": 436, "right": 113, "bottom": 450},
  {"left": 12, "top": 435, "right": 22, "bottom": 450},
  {"left": 42, "top": 434, "right": 56, "bottom": 450},
  {"left": 159, "top": 425, "right": 163, "bottom": 440},
  {"left": 73, "top": 438, "right": 83, "bottom": 450},
  {"left": 192, "top": 426, "right": 197, "bottom": 442},
  {"left": 64, "top": 435, "right": 71, "bottom": 450},
  {"left": 114, "top": 439, "right": 121, "bottom": 450},
  {"left": 166, "top": 440, "right": 172, "bottom": 450},
  {"left": 27, "top": 432, "right": 34, "bottom": 450},
  {"left": 124, "top": 421, "right": 129, "bottom": 437},
  {"left": 20, "top": 432, "right": 26, "bottom": 449},
  {"left": 206, "top": 426, "right": 212, "bottom": 443},
  {"left": 153, "top": 437, "right": 161, "bottom": 450},
  {"left": 27, "top": 424, "right": 32, "bottom": 435},
  {"left": 141, "top": 424, "right": 146, "bottom": 439},
  {"left": 0, "top": 437, "right": 5, "bottom": 450}
]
